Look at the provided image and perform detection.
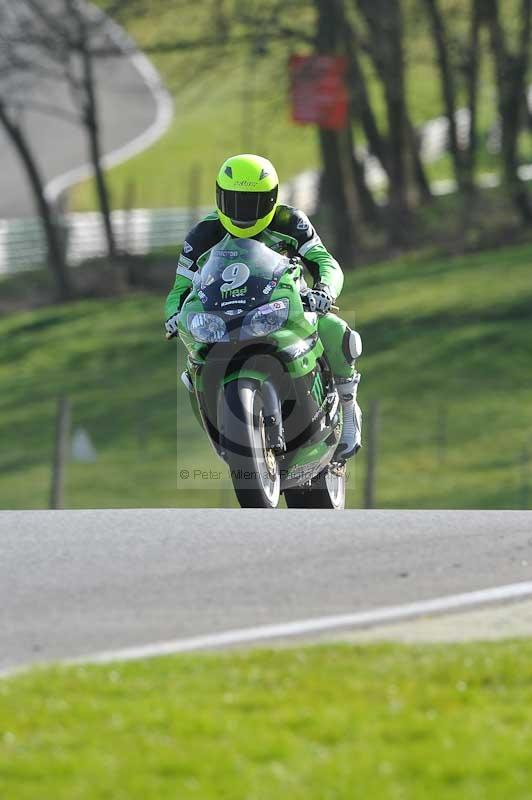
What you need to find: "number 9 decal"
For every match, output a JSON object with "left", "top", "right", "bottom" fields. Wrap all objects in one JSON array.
[{"left": 221, "top": 262, "right": 250, "bottom": 292}]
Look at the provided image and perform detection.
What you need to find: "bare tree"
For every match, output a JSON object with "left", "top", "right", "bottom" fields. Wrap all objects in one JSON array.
[
  {"left": 239, "top": 0, "right": 368, "bottom": 258},
  {"left": 407, "top": 120, "right": 433, "bottom": 203},
  {"left": 0, "top": 2, "right": 73, "bottom": 298},
  {"left": 19, "top": 0, "right": 119, "bottom": 257},
  {"left": 421, "top": 0, "right": 466, "bottom": 191},
  {"left": 462, "top": 0, "right": 483, "bottom": 193},
  {"left": 357, "top": 0, "right": 411, "bottom": 243},
  {"left": 340, "top": 12, "right": 388, "bottom": 171},
  {"left": 484, "top": 0, "right": 532, "bottom": 223},
  {"left": 343, "top": 4, "right": 432, "bottom": 212},
  {"left": 67, "top": 0, "right": 117, "bottom": 258},
  {"left": 314, "top": 0, "right": 360, "bottom": 262}
]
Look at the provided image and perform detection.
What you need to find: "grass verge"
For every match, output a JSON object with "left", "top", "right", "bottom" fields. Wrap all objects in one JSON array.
[{"left": 2, "top": 640, "right": 532, "bottom": 799}]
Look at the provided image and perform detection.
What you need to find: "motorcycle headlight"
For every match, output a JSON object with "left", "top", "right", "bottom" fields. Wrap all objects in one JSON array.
[
  {"left": 188, "top": 312, "right": 228, "bottom": 343},
  {"left": 241, "top": 299, "right": 290, "bottom": 339}
]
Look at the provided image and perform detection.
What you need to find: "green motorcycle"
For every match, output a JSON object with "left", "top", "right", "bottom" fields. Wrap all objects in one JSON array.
[{"left": 178, "top": 237, "right": 347, "bottom": 509}]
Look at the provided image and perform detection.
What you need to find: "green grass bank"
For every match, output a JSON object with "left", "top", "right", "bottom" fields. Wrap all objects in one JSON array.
[{"left": 1, "top": 241, "right": 531, "bottom": 510}]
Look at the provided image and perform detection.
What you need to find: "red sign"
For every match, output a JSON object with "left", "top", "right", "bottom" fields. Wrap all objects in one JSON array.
[{"left": 289, "top": 54, "right": 349, "bottom": 130}]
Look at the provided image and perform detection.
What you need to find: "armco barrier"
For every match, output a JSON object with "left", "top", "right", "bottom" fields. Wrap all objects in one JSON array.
[{"left": 0, "top": 206, "right": 211, "bottom": 277}]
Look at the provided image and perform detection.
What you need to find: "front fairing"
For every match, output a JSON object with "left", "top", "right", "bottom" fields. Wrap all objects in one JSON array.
[
  {"left": 197, "top": 237, "right": 289, "bottom": 318},
  {"left": 178, "top": 238, "right": 320, "bottom": 371}
]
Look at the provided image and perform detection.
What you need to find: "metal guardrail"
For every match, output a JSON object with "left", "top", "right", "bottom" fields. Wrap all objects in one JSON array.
[{"left": 0, "top": 206, "right": 212, "bottom": 277}]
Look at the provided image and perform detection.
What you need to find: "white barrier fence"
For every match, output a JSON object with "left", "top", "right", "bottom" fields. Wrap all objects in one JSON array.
[{"left": 0, "top": 206, "right": 212, "bottom": 277}]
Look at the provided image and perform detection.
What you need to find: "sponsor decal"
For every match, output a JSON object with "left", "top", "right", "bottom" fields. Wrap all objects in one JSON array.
[
  {"left": 233, "top": 180, "right": 258, "bottom": 188},
  {"left": 311, "top": 407, "right": 324, "bottom": 423},
  {"left": 288, "top": 342, "right": 305, "bottom": 358},
  {"left": 256, "top": 300, "right": 286, "bottom": 314},
  {"left": 224, "top": 308, "right": 244, "bottom": 316},
  {"left": 221, "top": 286, "right": 248, "bottom": 299},
  {"left": 311, "top": 372, "right": 325, "bottom": 405},
  {"left": 178, "top": 254, "right": 194, "bottom": 268},
  {"left": 262, "top": 280, "right": 278, "bottom": 294},
  {"left": 221, "top": 299, "right": 247, "bottom": 306},
  {"left": 198, "top": 290, "right": 208, "bottom": 304},
  {"left": 297, "top": 218, "right": 310, "bottom": 231},
  {"left": 215, "top": 250, "right": 239, "bottom": 258},
  {"left": 221, "top": 262, "right": 250, "bottom": 293},
  {"left": 285, "top": 461, "right": 321, "bottom": 481},
  {"left": 183, "top": 241, "right": 193, "bottom": 254}
]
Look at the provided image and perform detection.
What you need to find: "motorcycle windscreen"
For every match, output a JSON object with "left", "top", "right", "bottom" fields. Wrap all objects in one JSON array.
[{"left": 198, "top": 238, "right": 289, "bottom": 314}]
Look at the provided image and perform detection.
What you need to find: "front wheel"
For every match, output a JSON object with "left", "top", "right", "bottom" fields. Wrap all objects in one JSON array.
[
  {"left": 284, "top": 464, "right": 346, "bottom": 509},
  {"left": 221, "top": 379, "right": 281, "bottom": 509}
]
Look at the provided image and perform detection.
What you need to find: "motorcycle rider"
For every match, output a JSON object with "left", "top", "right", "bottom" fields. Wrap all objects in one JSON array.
[{"left": 165, "top": 153, "right": 362, "bottom": 460}]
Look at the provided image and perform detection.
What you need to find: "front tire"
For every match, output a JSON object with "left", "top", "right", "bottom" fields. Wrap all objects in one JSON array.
[
  {"left": 284, "top": 464, "right": 346, "bottom": 509},
  {"left": 221, "top": 379, "right": 281, "bottom": 509}
]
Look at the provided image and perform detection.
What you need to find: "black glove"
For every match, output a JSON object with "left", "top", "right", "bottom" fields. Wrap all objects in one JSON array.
[{"left": 307, "top": 282, "right": 333, "bottom": 315}]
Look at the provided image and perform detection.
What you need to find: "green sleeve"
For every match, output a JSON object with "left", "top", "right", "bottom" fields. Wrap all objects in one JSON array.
[
  {"left": 304, "top": 243, "right": 344, "bottom": 299},
  {"left": 164, "top": 274, "right": 192, "bottom": 319}
]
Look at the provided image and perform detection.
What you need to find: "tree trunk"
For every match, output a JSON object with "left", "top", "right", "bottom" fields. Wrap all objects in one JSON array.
[
  {"left": 338, "top": 10, "right": 381, "bottom": 226},
  {"left": 463, "top": 0, "right": 482, "bottom": 193},
  {"left": 315, "top": 0, "right": 359, "bottom": 263},
  {"left": 524, "top": 88, "right": 532, "bottom": 134},
  {"left": 318, "top": 127, "right": 360, "bottom": 263},
  {"left": 422, "top": 0, "right": 465, "bottom": 191},
  {"left": 340, "top": 13, "right": 388, "bottom": 171},
  {"left": 358, "top": 0, "right": 410, "bottom": 244},
  {"left": 407, "top": 119, "right": 433, "bottom": 204},
  {"left": 80, "top": 40, "right": 118, "bottom": 259},
  {"left": 485, "top": 0, "right": 532, "bottom": 223},
  {"left": 0, "top": 102, "right": 73, "bottom": 299},
  {"left": 347, "top": 119, "right": 380, "bottom": 225}
]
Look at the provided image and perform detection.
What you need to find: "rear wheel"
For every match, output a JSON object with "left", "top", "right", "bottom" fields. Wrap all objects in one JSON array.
[
  {"left": 284, "top": 464, "right": 346, "bottom": 509},
  {"left": 221, "top": 379, "right": 280, "bottom": 508}
]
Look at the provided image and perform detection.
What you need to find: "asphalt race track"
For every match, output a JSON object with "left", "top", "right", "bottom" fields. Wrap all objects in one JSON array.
[
  {"left": 1, "top": 509, "right": 532, "bottom": 674},
  {"left": 0, "top": 2, "right": 169, "bottom": 219}
]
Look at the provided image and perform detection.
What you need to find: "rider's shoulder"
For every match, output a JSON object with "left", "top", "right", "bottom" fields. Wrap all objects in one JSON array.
[
  {"left": 271, "top": 204, "right": 313, "bottom": 235},
  {"left": 183, "top": 212, "right": 225, "bottom": 251},
  {"left": 200, "top": 210, "right": 223, "bottom": 225}
]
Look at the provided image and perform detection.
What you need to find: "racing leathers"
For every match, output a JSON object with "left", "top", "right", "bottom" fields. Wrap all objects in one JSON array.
[{"left": 165, "top": 205, "right": 362, "bottom": 459}]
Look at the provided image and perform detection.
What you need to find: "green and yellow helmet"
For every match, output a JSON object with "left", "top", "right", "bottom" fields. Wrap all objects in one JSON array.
[{"left": 216, "top": 154, "right": 279, "bottom": 238}]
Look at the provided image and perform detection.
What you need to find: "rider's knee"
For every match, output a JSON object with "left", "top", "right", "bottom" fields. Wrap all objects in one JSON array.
[
  {"left": 318, "top": 312, "right": 344, "bottom": 340},
  {"left": 318, "top": 315, "right": 362, "bottom": 366},
  {"left": 342, "top": 328, "right": 363, "bottom": 365}
]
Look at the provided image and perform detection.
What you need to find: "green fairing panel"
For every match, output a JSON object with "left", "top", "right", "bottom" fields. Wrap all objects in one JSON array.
[
  {"left": 283, "top": 439, "right": 336, "bottom": 471},
  {"left": 179, "top": 284, "right": 323, "bottom": 380},
  {"left": 271, "top": 329, "right": 324, "bottom": 377},
  {"left": 187, "top": 386, "right": 202, "bottom": 426},
  {"left": 186, "top": 336, "right": 323, "bottom": 387}
]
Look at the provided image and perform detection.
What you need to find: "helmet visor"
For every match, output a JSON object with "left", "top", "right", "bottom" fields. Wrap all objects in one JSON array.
[{"left": 216, "top": 184, "right": 278, "bottom": 223}]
